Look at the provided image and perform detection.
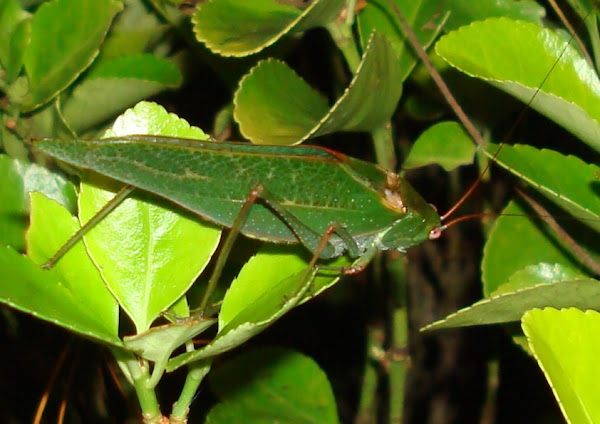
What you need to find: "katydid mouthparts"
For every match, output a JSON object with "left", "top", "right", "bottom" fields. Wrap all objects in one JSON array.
[{"left": 34, "top": 136, "right": 445, "bottom": 273}]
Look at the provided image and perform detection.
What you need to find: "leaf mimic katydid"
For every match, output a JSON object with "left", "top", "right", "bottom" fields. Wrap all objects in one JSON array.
[{"left": 34, "top": 136, "right": 443, "bottom": 267}]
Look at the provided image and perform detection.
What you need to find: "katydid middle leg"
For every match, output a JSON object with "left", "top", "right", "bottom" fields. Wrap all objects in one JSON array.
[{"left": 195, "top": 183, "right": 363, "bottom": 315}]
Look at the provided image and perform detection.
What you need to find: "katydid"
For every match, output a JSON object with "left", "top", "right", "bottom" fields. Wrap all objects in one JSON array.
[{"left": 34, "top": 136, "right": 443, "bottom": 267}]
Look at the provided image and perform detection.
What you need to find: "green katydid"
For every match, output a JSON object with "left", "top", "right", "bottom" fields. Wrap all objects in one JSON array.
[
  {"left": 34, "top": 136, "right": 443, "bottom": 267},
  {"left": 33, "top": 135, "right": 452, "bottom": 315}
]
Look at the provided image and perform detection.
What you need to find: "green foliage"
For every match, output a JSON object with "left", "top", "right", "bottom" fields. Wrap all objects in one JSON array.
[{"left": 2, "top": 0, "right": 600, "bottom": 422}]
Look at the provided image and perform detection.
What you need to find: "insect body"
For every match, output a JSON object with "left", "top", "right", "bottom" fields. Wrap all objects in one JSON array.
[{"left": 35, "top": 135, "right": 442, "bottom": 266}]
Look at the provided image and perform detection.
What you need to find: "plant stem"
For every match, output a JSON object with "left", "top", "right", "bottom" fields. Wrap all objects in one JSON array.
[
  {"left": 326, "top": 21, "right": 361, "bottom": 73},
  {"left": 125, "top": 356, "right": 164, "bottom": 424},
  {"left": 171, "top": 359, "right": 212, "bottom": 423},
  {"left": 372, "top": 123, "right": 396, "bottom": 171}
]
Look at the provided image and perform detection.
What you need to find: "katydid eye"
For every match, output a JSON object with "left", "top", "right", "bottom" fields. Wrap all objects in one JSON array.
[{"left": 429, "top": 227, "right": 442, "bottom": 240}]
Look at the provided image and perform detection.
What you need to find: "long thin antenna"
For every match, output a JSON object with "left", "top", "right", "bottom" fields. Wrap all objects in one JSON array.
[{"left": 391, "top": 2, "right": 584, "bottom": 223}]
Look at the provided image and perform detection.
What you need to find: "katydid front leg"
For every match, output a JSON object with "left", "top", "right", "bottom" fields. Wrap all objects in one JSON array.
[{"left": 42, "top": 184, "right": 135, "bottom": 269}]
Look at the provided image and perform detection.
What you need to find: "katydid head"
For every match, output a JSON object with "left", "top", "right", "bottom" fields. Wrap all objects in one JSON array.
[{"left": 379, "top": 177, "right": 442, "bottom": 251}]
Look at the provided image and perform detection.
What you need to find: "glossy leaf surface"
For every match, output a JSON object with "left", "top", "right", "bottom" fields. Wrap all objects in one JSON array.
[
  {"left": 79, "top": 102, "right": 220, "bottom": 332},
  {"left": 523, "top": 308, "right": 600, "bottom": 424}
]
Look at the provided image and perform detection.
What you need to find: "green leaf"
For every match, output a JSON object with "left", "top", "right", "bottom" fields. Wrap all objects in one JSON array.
[
  {"left": 219, "top": 246, "right": 348, "bottom": 330},
  {"left": 0, "top": 245, "right": 121, "bottom": 346},
  {"left": 234, "top": 33, "right": 402, "bottom": 145},
  {"left": 423, "top": 279, "right": 600, "bottom": 331},
  {"left": 80, "top": 101, "right": 220, "bottom": 332},
  {"left": 99, "top": 0, "right": 168, "bottom": 58},
  {"left": 357, "top": 0, "right": 448, "bottom": 81},
  {"left": 123, "top": 318, "right": 215, "bottom": 363},
  {"left": 62, "top": 55, "right": 182, "bottom": 132},
  {"left": 485, "top": 144, "right": 600, "bottom": 233},
  {"left": 167, "top": 248, "right": 348, "bottom": 371},
  {"left": 523, "top": 308, "right": 600, "bottom": 424},
  {"left": 0, "top": 155, "right": 76, "bottom": 251},
  {"left": 193, "top": 0, "right": 345, "bottom": 57},
  {"left": 491, "top": 263, "right": 585, "bottom": 296},
  {"left": 0, "top": 191, "right": 120, "bottom": 346},
  {"left": 482, "top": 201, "right": 585, "bottom": 295},
  {"left": 234, "top": 58, "right": 328, "bottom": 145},
  {"left": 88, "top": 54, "right": 181, "bottom": 82},
  {"left": 442, "top": 0, "right": 544, "bottom": 31},
  {"left": 26, "top": 192, "right": 120, "bottom": 338},
  {"left": 22, "top": 0, "right": 123, "bottom": 111},
  {"left": 207, "top": 348, "right": 339, "bottom": 424},
  {"left": 404, "top": 121, "right": 476, "bottom": 171},
  {"left": 0, "top": 0, "right": 30, "bottom": 83},
  {"left": 436, "top": 18, "right": 600, "bottom": 152}
]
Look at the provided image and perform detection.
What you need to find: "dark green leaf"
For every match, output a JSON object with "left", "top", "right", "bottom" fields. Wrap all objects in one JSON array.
[
  {"left": 234, "top": 33, "right": 402, "bottom": 144},
  {"left": 482, "top": 201, "right": 584, "bottom": 295},
  {"left": 0, "top": 0, "right": 30, "bottom": 83},
  {"left": 22, "top": 0, "right": 123, "bottom": 110},
  {"left": 207, "top": 348, "right": 338, "bottom": 424},
  {"left": 62, "top": 55, "right": 181, "bottom": 132},
  {"left": 193, "top": 0, "right": 344, "bottom": 57},
  {"left": 423, "top": 279, "right": 600, "bottom": 331},
  {"left": 357, "top": 0, "right": 447, "bottom": 81}
]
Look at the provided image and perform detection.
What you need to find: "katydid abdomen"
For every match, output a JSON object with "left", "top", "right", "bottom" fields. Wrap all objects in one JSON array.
[{"left": 35, "top": 135, "right": 441, "bottom": 260}]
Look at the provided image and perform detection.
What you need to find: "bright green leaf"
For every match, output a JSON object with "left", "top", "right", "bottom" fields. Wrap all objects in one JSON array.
[
  {"left": 0, "top": 245, "right": 121, "bottom": 346},
  {"left": 80, "top": 101, "right": 220, "bottom": 332},
  {"left": 523, "top": 308, "right": 600, "bottom": 424},
  {"left": 404, "top": 121, "right": 475, "bottom": 171},
  {"left": 166, "top": 247, "right": 348, "bottom": 371},
  {"left": 26, "top": 192, "right": 119, "bottom": 339},
  {"left": 442, "top": 0, "right": 544, "bottom": 31},
  {"left": 485, "top": 143, "right": 600, "bottom": 233},
  {"left": 167, "top": 262, "right": 316, "bottom": 371},
  {"left": 207, "top": 348, "right": 339, "bottom": 424},
  {"left": 437, "top": 18, "right": 600, "bottom": 152},
  {"left": 22, "top": 0, "right": 123, "bottom": 110},
  {"left": 219, "top": 246, "right": 348, "bottom": 330},
  {"left": 491, "top": 263, "right": 585, "bottom": 296},
  {"left": 0, "top": 155, "right": 76, "bottom": 251}
]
